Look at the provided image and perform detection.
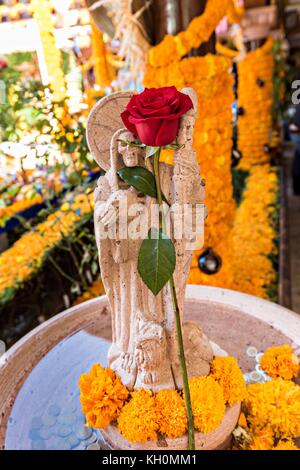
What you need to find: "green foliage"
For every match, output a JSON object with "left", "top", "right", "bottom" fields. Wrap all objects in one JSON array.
[
  {"left": 232, "top": 168, "right": 249, "bottom": 206},
  {"left": 118, "top": 166, "right": 158, "bottom": 198},
  {"left": 61, "top": 50, "right": 71, "bottom": 76},
  {"left": 138, "top": 227, "right": 176, "bottom": 295}
]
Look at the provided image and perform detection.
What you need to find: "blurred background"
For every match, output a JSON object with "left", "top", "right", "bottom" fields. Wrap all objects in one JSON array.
[{"left": 0, "top": 0, "right": 299, "bottom": 349}]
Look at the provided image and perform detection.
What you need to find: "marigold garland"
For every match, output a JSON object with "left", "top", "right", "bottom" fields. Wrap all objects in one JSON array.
[
  {"left": 260, "top": 345, "right": 300, "bottom": 380},
  {"left": 117, "top": 389, "right": 159, "bottom": 443},
  {"left": 188, "top": 376, "right": 225, "bottom": 434},
  {"left": 31, "top": 0, "right": 66, "bottom": 102},
  {"left": 147, "top": 0, "right": 243, "bottom": 68},
  {"left": 231, "top": 164, "right": 278, "bottom": 298},
  {"left": 0, "top": 194, "right": 43, "bottom": 226},
  {"left": 211, "top": 356, "right": 247, "bottom": 406},
  {"left": 0, "top": 192, "right": 93, "bottom": 302},
  {"left": 144, "top": 55, "right": 236, "bottom": 289},
  {"left": 237, "top": 38, "right": 274, "bottom": 169},
  {"left": 79, "top": 364, "right": 128, "bottom": 428},
  {"left": 90, "top": 19, "right": 113, "bottom": 91},
  {"left": 155, "top": 390, "right": 187, "bottom": 438}
]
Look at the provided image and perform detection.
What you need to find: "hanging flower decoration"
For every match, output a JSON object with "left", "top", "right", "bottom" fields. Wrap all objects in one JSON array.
[
  {"left": 147, "top": 0, "right": 243, "bottom": 69},
  {"left": 237, "top": 38, "right": 274, "bottom": 169},
  {"left": 31, "top": 0, "right": 66, "bottom": 102}
]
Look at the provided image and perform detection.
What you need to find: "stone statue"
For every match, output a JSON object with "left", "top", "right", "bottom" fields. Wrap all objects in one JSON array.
[{"left": 86, "top": 89, "right": 213, "bottom": 392}]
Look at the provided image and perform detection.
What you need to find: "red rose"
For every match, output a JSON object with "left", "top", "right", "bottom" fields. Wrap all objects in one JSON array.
[{"left": 121, "top": 86, "right": 193, "bottom": 147}]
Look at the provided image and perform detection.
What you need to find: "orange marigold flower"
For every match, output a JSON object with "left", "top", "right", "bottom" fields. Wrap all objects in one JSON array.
[
  {"left": 188, "top": 376, "right": 225, "bottom": 434},
  {"left": 260, "top": 345, "right": 300, "bottom": 380},
  {"left": 118, "top": 389, "right": 159, "bottom": 443},
  {"left": 155, "top": 390, "right": 187, "bottom": 438},
  {"left": 245, "top": 379, "right": 300, "bottom": 438},
  {"left": 211, "top": 356, "right": 247, "bottom": 406},
  {"left": 273, "top": 439, "right": 299, "bottom": 450},
  {"left": 79, "top": 363, "right": 128, "bottom": 429},
  {"left": 249, "top": 429, "right": 274, "bottom": 450}
]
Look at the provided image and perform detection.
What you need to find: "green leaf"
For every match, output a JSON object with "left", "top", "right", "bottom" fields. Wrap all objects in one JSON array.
[
  {"left": 146, "top": 146, "right": 160, "bottom": 158},
  {"left": 138, "top": 227, "right": 176, "bottom": 295},
  {"left": 117, "top": 166, "right": 157, "bottom": 198},
  {"left": 118, "top": 166, "right": 169, "bottom": 204}
]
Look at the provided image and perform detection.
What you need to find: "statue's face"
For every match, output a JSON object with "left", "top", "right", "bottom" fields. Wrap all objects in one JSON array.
[{"left": 118, "top": 131, "right": 139, "bottom": 167}]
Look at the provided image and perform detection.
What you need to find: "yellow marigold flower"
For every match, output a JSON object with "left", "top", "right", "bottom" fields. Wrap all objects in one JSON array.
[
  {"left": 273, "top": 439, "right": 299, "bottom": 450},
  {"left": 118, "top": 389, "right": 159, "bottom": 443},
  {"left": 260, "top": 345, "right": 300, "bottom": 380},
  {"left": 61, "top": 202, "right": 70, "bottom": 212},
  {"left": 188, "top": 376, "right": 225, "bottom": 434},
  {"left": 245, "top": 379, "right": 300, "bottom": 438},
  {"left": 249, "top": 429, "right": 274, "bottom": 450},
  {"left": 211, "top": 356, "right": 247, "bottom": 406},
  {"left": 79, "top": 363, "right": 128, "bottom": 429},
  {"left": 155, "top": 390, "right": 187, "bottom": 438}
]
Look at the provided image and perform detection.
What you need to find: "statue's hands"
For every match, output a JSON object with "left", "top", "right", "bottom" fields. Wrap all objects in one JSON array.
[{"left": 98, "top": 190, "right": 128, "bottom": 227}]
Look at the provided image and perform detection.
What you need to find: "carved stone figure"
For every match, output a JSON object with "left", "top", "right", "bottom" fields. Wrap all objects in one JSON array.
[{"left": 87, "top": 89, "right": 213, "bottom": 391}]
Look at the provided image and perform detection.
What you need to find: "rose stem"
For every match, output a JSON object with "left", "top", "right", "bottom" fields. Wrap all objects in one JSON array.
[{"left": 153, "top": 149, "right": 195, "bottom": 451}]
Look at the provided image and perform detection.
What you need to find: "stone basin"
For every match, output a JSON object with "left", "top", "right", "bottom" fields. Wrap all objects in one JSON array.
[{"left": 0, "top": 285, "right": 299, "bottom": 450}]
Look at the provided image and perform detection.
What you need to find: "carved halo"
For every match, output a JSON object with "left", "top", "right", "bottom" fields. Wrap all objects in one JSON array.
[{"left": 86, "top": 91, "right": 134, "bottom": 171}]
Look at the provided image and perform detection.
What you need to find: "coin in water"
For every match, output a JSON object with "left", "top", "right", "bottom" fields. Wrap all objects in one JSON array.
[
  {"left": 48, "top": 437, "right": 71, "bottom": 451},
  {"left": 57, "top": 424, "right": 72, "bottom": 438},
  {"left": 29, "top": 428, "right": 42, "bottom": 440},
  {"left": 249, "top": 371, "right": 262, "bottom": 382},
  {"left": 255, "top": 364, "right": 264, "bottom": 373},
  {"left": 39, "top": 426, "right": 53, "bottom": 440},
  {"left": 48, "top": 404, "right": 61, "bottom": 417},
  {"left": 30, "top": 416, "right": 43, "bottom": 430},
  {"left": 42, "top": 415, "right": 56, "bottom": 427},
  {"left": 255, "top": 352, "right": 264, "bottom": 363},
  {"left": 31, "top": 439, "right": 46, "bottom": 450},
  {"left": 84, "top": 432, "right": 98, "bottom": 446},
  {"left": 87, "top": 442, "right": 100, "bottom": 450},
  {"left": 68, "top": 433, "right": 80, "bottom": 449},
  {"left": 64, "top": 402, "right": 77, "bottom": 414},
  {"left": 58, "top": 413, "right": 76, "bottom": 426},
  {"left": 246, "top": 346, "right": 258, "bottom": 358},
  {"left": 75, "top": 426, "right": 93, "bottom": 441}
]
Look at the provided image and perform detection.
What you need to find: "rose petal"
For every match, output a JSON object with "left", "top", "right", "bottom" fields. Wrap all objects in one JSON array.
[
  {"left": 121, "top": 110, "right": 138, "bottom": 136},
  {"left": 155, "top": 119, "right": 180, "bottom": 147},
  {"left": 177, "top": 93, "right": 194, "bottom": 115},
  {"left": 134, "top": 119, "right": 162, "bottom": 146}
]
